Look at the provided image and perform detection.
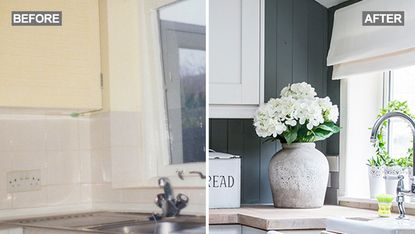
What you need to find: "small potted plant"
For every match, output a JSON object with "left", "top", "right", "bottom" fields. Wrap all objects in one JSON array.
[{"left": 367, "top": 154, "right": 385, "bottom": 199}]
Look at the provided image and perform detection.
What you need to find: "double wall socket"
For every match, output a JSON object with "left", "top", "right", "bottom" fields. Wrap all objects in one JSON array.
[{"left": 7, "top": 169, "right": 42, "bottom": 193}]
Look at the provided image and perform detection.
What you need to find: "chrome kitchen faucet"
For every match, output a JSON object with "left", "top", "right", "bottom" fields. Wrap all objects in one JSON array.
[
  {"left": 370, "top": 111, "right": 415, "bottom": 219},
  {"left": 155, "top": 177, "right": 189, "bottom": 217}
]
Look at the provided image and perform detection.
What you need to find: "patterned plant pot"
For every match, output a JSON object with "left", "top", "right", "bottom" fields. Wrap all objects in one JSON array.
[
  {"left": 368, "top": 166, "right": 385, "bottom": 199},
  {"left": 384, "top": 166, "right": 406, "bottom": 195}
]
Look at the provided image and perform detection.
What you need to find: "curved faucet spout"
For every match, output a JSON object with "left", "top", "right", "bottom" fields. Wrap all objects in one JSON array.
[
  {"left": 370, "top": 112, "right": 415, "bottom": 176},
  {"left": 370, "top": 111, "right": 415, "bottom": 144}
]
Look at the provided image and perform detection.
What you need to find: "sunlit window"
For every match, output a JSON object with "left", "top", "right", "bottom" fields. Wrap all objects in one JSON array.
[{"left": 388, "top": 66, "right": 415, "bottom": 159}]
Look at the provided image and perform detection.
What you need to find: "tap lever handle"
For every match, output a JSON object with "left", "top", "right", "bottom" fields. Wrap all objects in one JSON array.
[
  {"left": 155, "top": 193, "right": 166, "bottom": 208},
  {"left": 384, "top": 175, "right": 402, "bottom": 180},
  {"left": 176, "top": 193, "right": 189, "bottom": 210},
  {"left": 189, "top": 171, "right": 206, "bottom": 179}
]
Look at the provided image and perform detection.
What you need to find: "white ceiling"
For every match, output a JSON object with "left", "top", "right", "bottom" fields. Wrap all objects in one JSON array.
[{"left": 314, "top": 0, "right": 349, "bottom": 8}]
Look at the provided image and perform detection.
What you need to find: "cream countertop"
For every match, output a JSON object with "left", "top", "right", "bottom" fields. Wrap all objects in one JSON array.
[{"left": 209, "top": 205, "right": 415, "bottom": 230}]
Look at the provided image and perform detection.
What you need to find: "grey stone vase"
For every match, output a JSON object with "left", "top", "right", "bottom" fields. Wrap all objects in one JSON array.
[{"left": 269, "top": 143, "right": 329, "bottom": 208}]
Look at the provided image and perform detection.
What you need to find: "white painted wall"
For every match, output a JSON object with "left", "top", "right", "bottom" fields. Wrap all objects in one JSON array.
[{"left": 339, "top": 73, "right": 384, "bottom": 198}]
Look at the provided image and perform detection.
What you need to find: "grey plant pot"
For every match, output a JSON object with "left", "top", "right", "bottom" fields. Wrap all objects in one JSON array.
[{"left": 269, "top": 143, "right": 329, "bottom": 208}]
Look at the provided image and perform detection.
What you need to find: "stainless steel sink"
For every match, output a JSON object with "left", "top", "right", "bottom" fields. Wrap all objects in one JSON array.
[
  {"left": 90, "top": 220, "right": 205, "bottom": 233},
  {"left": 2, "top": 212, "right": 206, "bottom": 234}
]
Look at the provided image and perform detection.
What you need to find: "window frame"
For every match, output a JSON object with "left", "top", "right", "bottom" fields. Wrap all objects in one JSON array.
[
  {"left": 338, "top": 70, "right": 415, "bottom": 200},
  {"left": 159, "top": 20, "right": 206, "bottom": 165},
  {"left": 130, "top": 0, "right": 205, "bottom": 188}
]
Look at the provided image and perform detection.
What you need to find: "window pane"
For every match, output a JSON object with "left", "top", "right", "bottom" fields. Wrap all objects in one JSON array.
[
  {"left": 158, "top": 2, "right": 206, "bottom": 164},
  {"left": 389, "top": 66, "right": 415, "bottom": 159},
  {"left": 178, "top": 48, "right": 206, "bottom": 164}
]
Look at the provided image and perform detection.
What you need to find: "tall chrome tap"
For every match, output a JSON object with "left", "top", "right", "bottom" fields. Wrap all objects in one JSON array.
[{"left": 370, "top": 111, "right": 415, "bottom": 219}]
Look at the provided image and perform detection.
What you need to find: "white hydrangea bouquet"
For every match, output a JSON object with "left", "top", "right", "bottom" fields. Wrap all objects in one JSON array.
[{"left": 253, "top": 82, "right": 340, "bottom": 144}]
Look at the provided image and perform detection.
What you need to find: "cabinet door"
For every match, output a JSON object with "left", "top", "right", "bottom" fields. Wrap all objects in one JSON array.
[
  {"left": 209, "top": 0, "right": 261, "bottom": 105},
  {"left": 0, "top": 0, "right": 101, "bottom": 111},
  {"left": 210, "top": 225, "right": 242, "bottom": 234}
]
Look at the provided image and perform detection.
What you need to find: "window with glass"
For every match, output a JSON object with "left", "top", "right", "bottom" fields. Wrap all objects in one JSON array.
[
  {"left": 388, "top": 66, "right": 415, "bottom": 161},
  {"left": 158, "top": 0, "right": 206, "bottom": 165},
  {"left": 342, "top": 66, "right": 415, "bottom": 200}
]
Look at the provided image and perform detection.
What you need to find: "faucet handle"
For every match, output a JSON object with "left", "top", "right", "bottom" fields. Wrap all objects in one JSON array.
[
  {"left": 176, "top": 193, "right": 189, "bottom": 210},
  {"left": 384, "top": 175, "right": 403, "bottom": 180},
  {"left": 155, "top": 193, "right": 165, "bottom": 208}
]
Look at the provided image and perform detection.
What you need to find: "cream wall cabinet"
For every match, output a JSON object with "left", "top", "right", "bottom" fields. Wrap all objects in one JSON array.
[
  {"left": 209, "top": 0, "right": 263, "bottom": 118},
  {"left": 0, "top": 0, "right": 102, "bottom": 112}
]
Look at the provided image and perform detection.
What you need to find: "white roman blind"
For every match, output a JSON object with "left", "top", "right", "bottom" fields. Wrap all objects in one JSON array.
[{"left": 327, "top": 0, "right": 415, "bottom": 79}]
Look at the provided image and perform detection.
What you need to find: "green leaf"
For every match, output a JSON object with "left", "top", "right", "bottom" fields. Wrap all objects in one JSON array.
[
  {"left": 283, "top": 125, "right": 300, "bottom": 144},
  {"left": 283, "top": 131, "right": 297, "bottom": 144},
  {"left": 312, "top": 128, "right": 333, "bottom": 142},
  {"left": 318, "top": 122, "right": 341, "bottom": 133}
]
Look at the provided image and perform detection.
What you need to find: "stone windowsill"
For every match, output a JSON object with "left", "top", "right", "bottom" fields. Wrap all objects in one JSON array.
[{"left": 339, "top": 196, "right": 415, "bottom": 215}]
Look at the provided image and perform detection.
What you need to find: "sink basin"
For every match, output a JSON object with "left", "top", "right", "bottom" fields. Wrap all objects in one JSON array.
[
  {"left": 90, "top": 220, "right": 205, "bottom": 234},
  {"left": 3, "top": 212, "right": 205, "bottom": 234},
  {"left": 327, "top": 217, "right": 415, "bottom": 234},
  {"left": 87, "top": 214, "right": 205, "bottom": 234}
]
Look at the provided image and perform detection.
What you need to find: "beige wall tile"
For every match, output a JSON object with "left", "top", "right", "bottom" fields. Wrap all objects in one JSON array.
[{"left": 47, "top": 184, "right": 81, "bottom": 206}]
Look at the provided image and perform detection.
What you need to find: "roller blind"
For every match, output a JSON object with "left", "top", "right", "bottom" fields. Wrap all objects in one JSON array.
[{"left": 327, "top": 0, "right": 415, "bottom": 79}]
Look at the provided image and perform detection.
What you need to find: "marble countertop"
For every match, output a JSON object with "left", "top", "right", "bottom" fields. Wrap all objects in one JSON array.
[{"left": 209, "top": 205, "right": 413, "bottom": 230}]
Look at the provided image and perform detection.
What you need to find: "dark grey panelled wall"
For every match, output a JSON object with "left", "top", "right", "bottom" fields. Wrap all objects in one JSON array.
[{"left": 210, "top": 0, "right": 332, "bottom": 204}]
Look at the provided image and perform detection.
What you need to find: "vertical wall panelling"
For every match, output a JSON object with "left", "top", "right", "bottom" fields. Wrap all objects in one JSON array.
[
  {"left": 209, "top": 119, "right": 228, "bottom": 153},
  {"left": 264, "top": 0, "right": 278, "bottom": 100},
  {"left": 242, "top": 120, "right": 261, "bottom": 203},
  {"left": 292, "top": 0, "right": 308, "bottom": 83},
  {"left": 276, "top": 0, "right": 293, "bottom": 94},
  {"left": 210, "top": 0, "right": 331, "bottom": 204}
]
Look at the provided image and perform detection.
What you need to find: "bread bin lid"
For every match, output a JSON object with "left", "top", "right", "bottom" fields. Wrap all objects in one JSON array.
[{"left": 209, "top": 149, "right": 240, "bottom": 159}]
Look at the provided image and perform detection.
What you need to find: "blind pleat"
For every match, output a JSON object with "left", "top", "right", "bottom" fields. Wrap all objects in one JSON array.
[{"left": 327, "top": 0, "right": 415, "bottom": 79}]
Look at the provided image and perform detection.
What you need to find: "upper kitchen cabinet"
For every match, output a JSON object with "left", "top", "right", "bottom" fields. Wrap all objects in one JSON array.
[
  {"left": 209, "top": 0, "right": 263, "bottom": 118},
  {"left": 0, "top": 0, "right": 102, "bottom": 112}
]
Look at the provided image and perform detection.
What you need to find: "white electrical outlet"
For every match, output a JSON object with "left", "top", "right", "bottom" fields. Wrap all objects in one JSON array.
[{"left": 7, "top": 169, "right": 42, "bottom": 193}]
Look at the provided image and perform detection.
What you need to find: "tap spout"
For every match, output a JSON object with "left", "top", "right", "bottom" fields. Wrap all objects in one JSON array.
[{"left": 370, "top": 111, "right": 415, "bottom": 176}]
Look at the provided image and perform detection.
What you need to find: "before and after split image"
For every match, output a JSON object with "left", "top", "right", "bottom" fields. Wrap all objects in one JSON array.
[{"left": 0, "top": 0, "right": 415, "bottom": 233}]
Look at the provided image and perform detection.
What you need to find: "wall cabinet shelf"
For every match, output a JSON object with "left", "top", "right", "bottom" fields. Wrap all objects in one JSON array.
[
  {"left": 0, "top": 0, "right": 102, "bottom": 113},
  {"left": 209, "top": 0, "right": 263, "bottom": 119}
]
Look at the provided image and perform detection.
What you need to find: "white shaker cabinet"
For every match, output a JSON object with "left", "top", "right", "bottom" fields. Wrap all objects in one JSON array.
[{"left": 209, "top": 0, "right": 263, "bottom": 118}]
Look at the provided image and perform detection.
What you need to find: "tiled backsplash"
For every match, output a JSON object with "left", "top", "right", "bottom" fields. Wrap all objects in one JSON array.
[
  {"left": 89, "top": 112, "right": 204, "bottom": 214},
  {"left": 0, "top": 115, "right": 91, "bottom": 211},
  {"left": 0, "top": 112, "right": 205, "bottom": 218}
]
